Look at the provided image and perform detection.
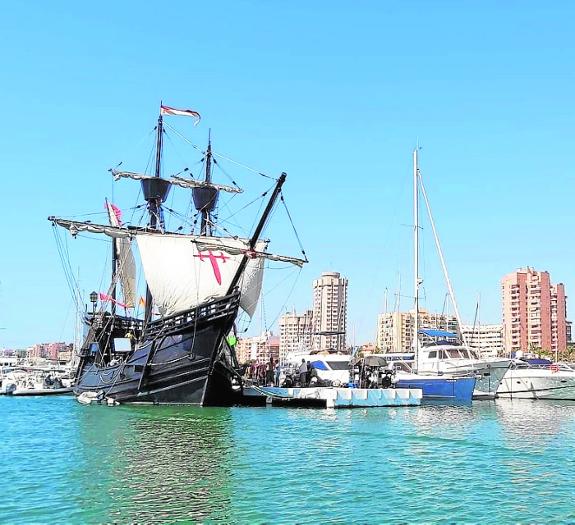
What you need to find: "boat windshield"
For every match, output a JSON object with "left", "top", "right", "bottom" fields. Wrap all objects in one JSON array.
[{"left": 326, "top": 360, "right": 351, "bottom": 371}]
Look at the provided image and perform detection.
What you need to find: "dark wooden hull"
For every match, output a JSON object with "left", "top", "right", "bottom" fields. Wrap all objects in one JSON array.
[{"left": 74, "top": 293, "right": 241, "bottom": 405}]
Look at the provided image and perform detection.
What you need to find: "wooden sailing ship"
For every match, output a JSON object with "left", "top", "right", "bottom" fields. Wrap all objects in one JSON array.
[{"left": 49, "top": 104, "right": 306, "bottom": 405}]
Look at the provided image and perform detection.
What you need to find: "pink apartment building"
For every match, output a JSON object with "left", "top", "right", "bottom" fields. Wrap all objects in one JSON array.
[{"left": 502, "top": 267, "right": 567, "bottom": 354}]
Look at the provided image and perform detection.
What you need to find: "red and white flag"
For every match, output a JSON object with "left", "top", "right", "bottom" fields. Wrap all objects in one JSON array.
[
  {"left": 160, "top": 104, "right": 201, "bottom": 125},
  {"left": 105, "top": 201, "right": 123, "bottom": 226},
  {"left": 98, "top": 292, "right": 129, "bottom": 309}
]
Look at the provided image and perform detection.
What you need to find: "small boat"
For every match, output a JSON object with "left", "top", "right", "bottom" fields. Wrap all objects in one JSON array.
[
  {"left": 385, "top": 331, "right": 511, "bottom": 399},
  {"left": 497, "top": 359, "right": 575, "bottom": 400},
  {"left": 3, "top": 369, "right": 73, "bottom": 396},
  {"left": 394, "top": 372, "right": 476, "bottom": 402}
]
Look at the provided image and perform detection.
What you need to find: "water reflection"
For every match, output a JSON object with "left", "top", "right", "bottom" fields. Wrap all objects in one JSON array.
[
  {"left": 495, "top": 399, "right": 575, "bottom": 447},
  {"left": 73, "top": 405, "right": 234, "bottom": 523}
]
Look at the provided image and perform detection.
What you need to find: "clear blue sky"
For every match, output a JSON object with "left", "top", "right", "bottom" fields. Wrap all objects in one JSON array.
[{"left": 1, "top": 1, "right": 574, "bottom": 349}]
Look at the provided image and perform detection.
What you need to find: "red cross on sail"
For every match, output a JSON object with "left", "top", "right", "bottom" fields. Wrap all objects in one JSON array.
[{"left": 193, "top": 251, "right": 230, "bottom": 284}]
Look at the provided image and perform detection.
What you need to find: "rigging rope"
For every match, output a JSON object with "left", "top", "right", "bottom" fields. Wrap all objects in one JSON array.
[
  {"left": 164, "top": 122, "right": 276, "bottom": 181},
  {"left": 280, "top": 191, "right": 309, "bottom": 262}
]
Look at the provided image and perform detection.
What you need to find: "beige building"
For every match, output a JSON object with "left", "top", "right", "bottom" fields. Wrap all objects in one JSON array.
[
  {"left": 376, "top": 309, "right": 459, "bottom": 352},
  {"left": 460, "top": 324, "right": 504, "bottom": 357},
  {"left": 502, "top": 267, "right": 567, "bottom": 354},
  {"left": 236, "top": 332, "right": 279, "bottom": 364},
  {"left": 279, "top": 309, "right": 313, "bottom": 363},
  {"left": 312, "top": 272, "right": 348, "bottom": 352}
]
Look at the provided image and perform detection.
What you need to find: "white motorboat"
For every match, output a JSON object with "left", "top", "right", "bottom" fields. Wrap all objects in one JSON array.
[
  {"left": 3, "top": 369, "right": 73, "bottom": 396},
  {"left": 497, "top": 359, "right": 575, "bottom": 400}
]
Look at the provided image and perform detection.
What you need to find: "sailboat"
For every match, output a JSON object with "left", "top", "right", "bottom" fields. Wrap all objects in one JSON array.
[
  {"left": 392, "top": 148, "right": 476, "bottom": 402},
  {"left": 49, "top": 104, "right": 306, "bottom": 405}
]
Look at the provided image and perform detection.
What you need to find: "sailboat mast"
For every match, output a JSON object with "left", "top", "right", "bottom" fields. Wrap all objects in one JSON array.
[
  {"left": 227, "top": 173, "right": 287, "bottom": 294},
  {"left": 201, "top": 132, "right": 213, "bottom": 235},
  {"left": 413, "top": 148, "right": 420, "bottom": 368}
]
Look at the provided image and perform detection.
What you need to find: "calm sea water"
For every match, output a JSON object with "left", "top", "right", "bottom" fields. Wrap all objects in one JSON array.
[{"left": 1, "top": 396, "right": 575, "bottom": 525}]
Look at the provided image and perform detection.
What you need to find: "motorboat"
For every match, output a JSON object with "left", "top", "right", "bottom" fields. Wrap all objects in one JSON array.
[
  {"left": 385, "top": 330, "right": 511, "bottom": 399},
  {"left": 497, "top": 359, "right": 575, "bottom": 400},
  {"left": 283, "top": 352, "right": 351, "bottom": 387},
  {"left": 3, "top": 369, "right": 73, "bottom": 396}
]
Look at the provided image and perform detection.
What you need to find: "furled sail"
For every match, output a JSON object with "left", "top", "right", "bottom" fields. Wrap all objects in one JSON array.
[
  {"left": 194, "top": 239, "right": 307, "bottom": 267},
  {"left": 48, "top": 218, "right": 134, "bottom": 238},
  {"left": 110, "top": 169, "right": 242, "bottom": 194},
  {"left": 105, "top": 202, "right": 137, "bottom": 309},
  {"left": 135, "top": 234, "right": 267, "bottom": 317}
]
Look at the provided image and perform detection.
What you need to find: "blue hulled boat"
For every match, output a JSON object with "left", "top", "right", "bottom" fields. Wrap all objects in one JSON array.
[{"left": 394, "top": 373, "right": 476, "bottom": 403}]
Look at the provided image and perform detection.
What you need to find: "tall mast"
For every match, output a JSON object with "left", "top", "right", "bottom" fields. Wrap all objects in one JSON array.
[
  {"left": 105, "top": 198, "right": 118, "bottom": 316},
  {"left": 227, "top": 173, "right": 287, "bottom": 295},
  {"left": 193, "top": 130, "right": 219, "bottom": 237},
  {"left": 201, "top": 130, "right": 213, "bottom": 235},
  {"left": 151, "top": 112, "right": 164, "bottom": 229},
  {"left": 143, "top": 108, "right": 171, "bottom": 324},
  {"left": 413, "top": 148, "right": 420, "bottom": 369}
]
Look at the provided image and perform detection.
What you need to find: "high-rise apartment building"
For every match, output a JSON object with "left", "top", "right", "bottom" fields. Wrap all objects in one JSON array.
[
  {"left": 312, "top": 272, "right": 348, "bottom": 352},
  {"left": 460, "top": 324, "right": 504, "bottom": 357},
  {"left": 376, "top": 309, "right": 459, "bottom": 352},
  {"left": 279, "top": 309, "right": 313, "bottom": 363},
  {"left": 502, "top": 267, "right": 567, "bottom": 354}
]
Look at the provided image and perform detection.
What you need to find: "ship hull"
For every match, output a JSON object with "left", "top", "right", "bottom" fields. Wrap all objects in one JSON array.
[
  {"left": 496, "top": 368, "right": 575, "bottom": 400},
  {"left": 74, "top": 293, "right": 241, "bottom": 406},
  {"left": 395, "top": 373, "right": 476, "bottom": 403}
]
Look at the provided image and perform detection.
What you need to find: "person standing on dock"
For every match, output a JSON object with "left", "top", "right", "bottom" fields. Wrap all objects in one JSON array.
[
  {"left": 298, "top": 359, "right": 308, "bottom": 387},
  {"left": 274, "top": 361, "right": 281, "bottom": 387}
]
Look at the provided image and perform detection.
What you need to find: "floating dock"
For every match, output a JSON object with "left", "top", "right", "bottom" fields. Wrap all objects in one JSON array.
[{"left": 242, "top": 386, "right": 422, "bottom": 408}]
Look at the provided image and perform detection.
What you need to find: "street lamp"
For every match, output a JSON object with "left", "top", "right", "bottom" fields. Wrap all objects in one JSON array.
[{"left": 89, "top": 291, "right": 98, "bottom": 314}]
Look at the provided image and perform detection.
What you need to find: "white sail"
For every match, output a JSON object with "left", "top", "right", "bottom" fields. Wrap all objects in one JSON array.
[
  {"left": 106, "top": 202, "right": 137, "bottom": 308},
  {"left": 135, "top": 234, "right": 266, "bottom": 317},
  {"left": 49, "top": 218, "right": 277, "bottom": 316},
  {"left": 239, "top": 256, "right": 265, "bottom": 317}
]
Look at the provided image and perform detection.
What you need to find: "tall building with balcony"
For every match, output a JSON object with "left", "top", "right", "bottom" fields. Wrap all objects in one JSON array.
[
  {"left": 376, "top": 309, "right": 459, "bottom": 352},
  {"left": 312, "top": 272, "right": 348, "bottom": 352},
  {"left": 502, "top": 267, "right": 567, "bottom": 354},
  {"left": 460, "top": 324, "right": 504, "bottom": 357},
  {"left": 279, "top": 309, "right": 313, "bottom": 363}
]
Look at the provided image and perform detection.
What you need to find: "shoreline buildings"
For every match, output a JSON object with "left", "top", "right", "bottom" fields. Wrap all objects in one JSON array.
[
  {"left": 236, "top": 332, "right": 279, "bottom": 364},
  {"left": 460, "top": 324, "right": 504, "bottom": 357},
  {"left": 502, "top": 267, "right": 568, "bottom": 354},
  {"left": 376, "top": 309, "right": 459, "bottom": 352},
  {"left": 279, "top": 309, "right": 313, "bottom": 363}
]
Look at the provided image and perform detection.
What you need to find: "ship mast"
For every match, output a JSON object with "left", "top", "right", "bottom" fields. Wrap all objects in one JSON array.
[
  {"left": 227, "top": 173, "right": 287, "bottom": 295},
  {"left": 142, "top": 108, "right": 171, "bottom": 324},
  {"left": 193, "top": 130, "right": 219, "bottom": 237},
  {"left": 202, "top": 131, "right": 213, "bottom": 235}
]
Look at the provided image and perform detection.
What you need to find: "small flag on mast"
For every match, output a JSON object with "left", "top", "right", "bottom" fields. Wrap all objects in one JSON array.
[
  {"left": 105, "top": 201, "right": 123, "bottom": 226},
  {"left": 98, "top": 292, "right": 129, "bottom": 309},
  {"left": 160, "top": 104, "right": 201, "bottom": 125}
]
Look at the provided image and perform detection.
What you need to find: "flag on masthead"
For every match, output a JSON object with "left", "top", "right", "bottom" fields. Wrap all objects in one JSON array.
[{"left": 160, "top": 104, "right": 201, "bottom": 125}]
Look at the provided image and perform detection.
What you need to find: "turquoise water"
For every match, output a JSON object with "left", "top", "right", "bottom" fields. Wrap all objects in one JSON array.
[{"left": 1, "top": 397, "right": 575, "bottom": 524}]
